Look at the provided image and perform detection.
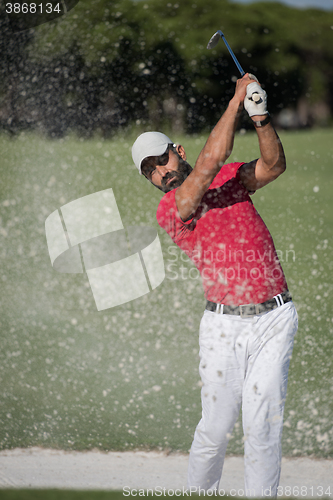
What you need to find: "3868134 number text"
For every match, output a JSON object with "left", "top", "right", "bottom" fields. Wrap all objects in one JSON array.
[{"left": 5, "top": 3, "right": 61, "bottom": 14}]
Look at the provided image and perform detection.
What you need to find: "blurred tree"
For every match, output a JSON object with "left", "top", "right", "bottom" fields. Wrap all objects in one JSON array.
[
  {"left": 0, "top": 4, "right": 35, "bottom": 133},
  {"left": 1, "top": 0, "right": 333, "bottom": 134}
]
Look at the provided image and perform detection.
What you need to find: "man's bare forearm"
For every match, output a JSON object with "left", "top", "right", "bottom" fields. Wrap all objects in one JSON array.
[
  {"left": 195, "top": 97, "right": 243, "bottom": 175},
  {"left": 175, "top": 74, "right": 253, "bottom": 221},
  {"left": 253, "top": 118, "right": 286, "bottom": 179},
  {"left": 175, "top": 99, "right": 242, "bottom": 221},
  {"left": 238, "top": 120, "right": 286, "bottom": 192}
]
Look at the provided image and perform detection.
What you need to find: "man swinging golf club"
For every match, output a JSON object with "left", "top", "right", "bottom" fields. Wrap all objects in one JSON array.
[{"left": 132, "top": 73, "right": 298, "bottom": 497}]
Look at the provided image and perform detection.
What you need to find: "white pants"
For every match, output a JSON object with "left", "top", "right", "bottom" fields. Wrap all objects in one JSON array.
[{"left": 188, "top": 301, "right": 298, "bottom": 497}]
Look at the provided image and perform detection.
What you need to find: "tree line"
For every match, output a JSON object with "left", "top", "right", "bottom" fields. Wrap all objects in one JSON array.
[{"left": 0, "top": 0, "right": 333, "bottom": 137}]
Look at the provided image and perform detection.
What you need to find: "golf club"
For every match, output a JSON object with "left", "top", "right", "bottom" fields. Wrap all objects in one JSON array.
[
  {"left": 207, "top": 30, "right": 261, "bottom": 102},
  {"left": 207, "top": 30, "right": 245, "bottom": 76}
]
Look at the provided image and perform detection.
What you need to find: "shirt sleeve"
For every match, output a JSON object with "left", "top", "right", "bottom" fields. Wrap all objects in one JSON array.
[
  {"left": 211, "top": 162, "right": 245, "bottom": 188},
  {"left": 156, "top": 162, "right": 246, "bottom": 244},
  {"left": 156, "top": 190, "right": 194, "bottom": 245}
]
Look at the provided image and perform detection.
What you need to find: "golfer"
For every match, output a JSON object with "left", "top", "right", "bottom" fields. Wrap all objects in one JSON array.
[{"left": 132, "top": 73, "right": 298, "bottom": 497}]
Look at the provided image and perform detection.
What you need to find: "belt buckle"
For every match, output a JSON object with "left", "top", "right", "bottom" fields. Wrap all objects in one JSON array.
[{"left": 239, "top": 304, "right": 256, "bottom": 318}]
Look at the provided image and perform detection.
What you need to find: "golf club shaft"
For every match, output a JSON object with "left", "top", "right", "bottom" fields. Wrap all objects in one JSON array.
[{"left": 218, "top": 30, "right": 245, "bottom": 77}]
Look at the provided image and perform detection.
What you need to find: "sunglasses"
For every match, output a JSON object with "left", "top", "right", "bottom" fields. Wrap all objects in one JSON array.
[{"left": 141, "top": 149, "right": 171, "bottom": 178}]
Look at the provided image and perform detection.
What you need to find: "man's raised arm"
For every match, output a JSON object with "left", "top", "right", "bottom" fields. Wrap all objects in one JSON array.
[
  {"left": 238, "top": 81, "right": 286, "bottom": 192},
  {"left": 238, "top": 125, "right": 286, "bottom": 194},
  {"left": 175, "top": 73, "right": 254, "bottom": 222}
]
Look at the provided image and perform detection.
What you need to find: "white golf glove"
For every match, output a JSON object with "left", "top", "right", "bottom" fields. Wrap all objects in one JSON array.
[{"left": 244, "top": 82, "right": 268, "bottom": 117}]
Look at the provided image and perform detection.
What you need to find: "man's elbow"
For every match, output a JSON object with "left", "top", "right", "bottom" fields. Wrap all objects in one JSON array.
[
  {"left": 271, "top": 152, "right": 286, "bottom": 177},
  {"left": 277, "top": 155, "right": 287, "bottom": 176}
]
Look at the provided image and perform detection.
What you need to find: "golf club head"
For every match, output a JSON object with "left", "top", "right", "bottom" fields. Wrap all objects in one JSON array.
[
  {"left": 207, "top": 31, "right": 222, "bottom": 50},
  {"left": 206, "top": 29, "right": 245, "bottom": 77}
]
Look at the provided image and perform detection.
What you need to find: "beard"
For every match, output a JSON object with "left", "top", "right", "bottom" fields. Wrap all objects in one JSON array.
[{"left": 159, "top": 159, "right": 193, "bottom": 193}]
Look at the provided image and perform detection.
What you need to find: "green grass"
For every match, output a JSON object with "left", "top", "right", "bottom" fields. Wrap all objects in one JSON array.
[
  {"left": 0, "top": 491, "right": 126, "bottom": 500},
  {"left": 0, "top": 490, "right": 260, "bottom": 499},
  {"left": 0, "top": 491, "right": 124, "bottom": 500},
  {"left": 0, "top": 490, "right": 277, "bottom": 500},
  {"left": 0, "top": 128, "right": 332, "bottom": 457}
]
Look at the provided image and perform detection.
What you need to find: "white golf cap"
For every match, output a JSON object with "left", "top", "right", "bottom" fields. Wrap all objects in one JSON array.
[{"left": 132, "top": 131, "right": 174, "bottom": 174}]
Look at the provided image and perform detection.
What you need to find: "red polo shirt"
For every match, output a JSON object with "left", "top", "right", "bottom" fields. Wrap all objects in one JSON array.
[{"left": 156, "top": 162, "right": 288, "bottom": 306}]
